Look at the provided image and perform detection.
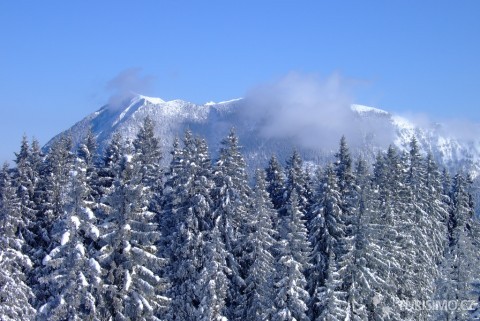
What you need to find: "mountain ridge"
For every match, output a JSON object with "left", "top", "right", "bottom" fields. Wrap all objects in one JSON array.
[{"left": 46, "top": 94, "right": 480, "bottom": 177}]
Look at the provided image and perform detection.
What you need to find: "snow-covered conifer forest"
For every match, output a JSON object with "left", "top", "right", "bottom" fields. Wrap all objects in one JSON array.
[{"left": 1, "top": 117, "right": 480, "bottom": 320}]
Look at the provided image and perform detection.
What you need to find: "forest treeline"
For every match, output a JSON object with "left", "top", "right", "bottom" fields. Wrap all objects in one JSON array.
[{"left": 1, "top": 117, "right": 480, "bottom": 321}]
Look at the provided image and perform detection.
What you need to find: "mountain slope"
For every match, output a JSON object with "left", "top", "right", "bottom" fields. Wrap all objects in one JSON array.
[{"left": 46, "top": 94, "right": 480, "bottom": 177}]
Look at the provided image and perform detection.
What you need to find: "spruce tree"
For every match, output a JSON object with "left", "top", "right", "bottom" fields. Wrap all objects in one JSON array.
[
  {"left": 164, "top": 132, "right": 228, "bottom": 320},
  {"left": 212, "top": 129, "right": 252, "bottom": 320},
  {"left": 272, "top": 190, "right": 311, "bottom": 321},
  {"left": 98, "top": 151, "right": 168, "bottom": 320},
  {"left": 0, "top": 163, "right": 36, "bottom": 321},
  {"left": 436, "top": 173, "right": 480, "bottom": 320},
  {"left": 31, "top": 135, "right": 74, "bottom": 308},
  {"left": 308, "top": 165, "right": 348, "bottom": 320},
  {"left": 13, "top": 136, "right": 39, "bottom": 254},
  {"left": 132, "top": 117, "right": 163, "bottom": 211},
  {"left": 238, "top": 170, "right": 277, "bottom": 320},
  {"left": 283, "top": 150, "right": 313, "bottom": 217},
  {"left": 265, "top": 155, "right": 286, "bottom": 211}
]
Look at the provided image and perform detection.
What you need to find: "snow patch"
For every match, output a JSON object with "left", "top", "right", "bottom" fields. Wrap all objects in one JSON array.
[
  {"left": 71, "top": 216, "right": 80, "bottom": 229},
  {"left": 90, "top": 226, "right": 100, "bottom": 239},
  {"left": 79, "top": 272, "right": 88, "bottom": 287},
  {"left": 83, "top": 207, "right": 95, "bottom": 220},
  {"left": 392, "top": 115, "right": 415, "bottom": 130},
  {"left": 75, "top": 243, "right": 85, "bottom": 256},
  {"left": 351, "top": 104, "right": 389, "bottom": 115},
  {"left": 124, "top": 241, "right": 131, "bottom": 253},
  {"left": 42, "top": 255, "right": 52, "bottom": 265},
  {"left": 138, "top": 94, "right": 165, "bottom": 105},
  {"left": 89, "top": 258, "right": 102, "bottom": 274},
  {"left": 61, "top": 231, "right": 70, "bottom": 246},
  {"left": 125, "top": 270, "right": 132, "bottom": 291}
]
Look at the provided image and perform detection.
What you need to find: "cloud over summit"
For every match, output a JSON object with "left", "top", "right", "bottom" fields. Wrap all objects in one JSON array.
[{"left": 242, "top": 72, "right": 393, "bottom": 150}]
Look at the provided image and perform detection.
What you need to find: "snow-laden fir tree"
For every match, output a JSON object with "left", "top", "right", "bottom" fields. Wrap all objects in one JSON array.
[
  {"left": 96, "top": 132, "right": 123, "bottom": 203},
  {"left": 132, "top": 117, "right": 163, "bottom": 212},
  {"left": 163, "top": 132, "right": 228, "bottom": 321},
  {"left": 97, "top": 147, "right": 168, "bottom": 320},
  {"left": 265, "top": 155, "right": 286, "bottom": 211},
  {"left": 212, "top": 129, "right": 253, "bottom": 320},
  {"left": 13, "top": 136, "right": 39, "bottom": 248},
  {"left": 331, "top": 136, "right": 372, "bottom": 320},
  {"left": 236, "top": 169, "right": 277, "bottom": 320},
  {"left": 283, "top": 150, "right": 313, "bottom": 217},
  {"left": 404, "top": 139, "right": 449, "bottom": 319},
  {"left": 38, "top": 157, "right": 103, "bottom": 320},
  {"left": 368, "top": 147, "right": 417, "bottom": 320},
  {"left": 308, "top": 165, "right": 349, "bottom": 320},
  {"left": 77, "top": 128, "right": 100, "bottom": 201},
  {"left": 158, "top": 137, "right": 184, "bottom": 257},
  {"left": 272, "top": 190, "right": 311, "bottom": 321},
  {"left": 30, "top": 135, "right": 74, "bottom": 308},
  {"left": 0, "top": 163, "right": 36, "bottom": 321},
  {"left": 196, "top": 217, "right": 229, "bottom": 321},
  {"left": 435, "top": 173, "right": 480, "bottom": 320}
]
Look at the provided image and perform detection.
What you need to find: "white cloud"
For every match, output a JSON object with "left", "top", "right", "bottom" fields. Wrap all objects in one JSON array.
[
  {"left": 105, "top": 67, "right": 155, "bottom": 109},
  {"left": 242, "top": 72, "right": 394, "bottom": 150}
]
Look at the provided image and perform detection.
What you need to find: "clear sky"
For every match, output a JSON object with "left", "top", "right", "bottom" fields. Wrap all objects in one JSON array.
[{"left": 1, "top": 1, "right": 479, "bottom": 163}]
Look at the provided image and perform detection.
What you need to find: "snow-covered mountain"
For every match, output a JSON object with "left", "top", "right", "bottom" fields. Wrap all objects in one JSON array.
[{"left": 46, "top": 94, "right": 480, "bottom": 177}]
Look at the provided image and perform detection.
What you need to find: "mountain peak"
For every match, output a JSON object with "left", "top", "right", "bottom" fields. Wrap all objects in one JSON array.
[
  {"left": 136, "top": 94, "right": 165, "bottom": 105},
  {"left": 351, "top": 104, "right": 389, "bottom": 115}
]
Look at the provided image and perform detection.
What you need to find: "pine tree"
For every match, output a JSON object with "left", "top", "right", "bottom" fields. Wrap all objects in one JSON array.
[
  {"left": 272, "top": 190, "right": 311, "bottom": 321},
  {"left": 98, "top": 151, "right": 168, "bottom": 320},
  {"left": 0, "top": 163, "right": 36, "bottom": 320}
]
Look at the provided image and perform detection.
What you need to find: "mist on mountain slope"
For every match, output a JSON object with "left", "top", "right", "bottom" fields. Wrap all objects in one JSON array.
[
  {"left": 242, "top": 72, "right": 395, "bottom": 151},
  {"left": 105, "top": 68, "right": 155, "bottom": 110}
]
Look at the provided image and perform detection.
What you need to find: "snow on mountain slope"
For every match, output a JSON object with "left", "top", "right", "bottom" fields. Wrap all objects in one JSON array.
[{"left": 46, "top": 94, "right": 480, "bottom": 177}]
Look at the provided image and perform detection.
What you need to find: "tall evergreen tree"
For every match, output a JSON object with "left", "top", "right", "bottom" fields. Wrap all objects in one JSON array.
[
  {"left": 13, "top": 136, "right": 39, "bottom": 252},
  {"left": 265, "top": 155, "right": 286, "bottom": 211},
  {"left": 132, "top": 117, "right": 163, "bottom": 210},
  {"left": 237, "top": 170, "right": 277, "bottom": 320},
  {"left": 272, "top": 190, "right": 311, "bottom": 321},
  {"left": 309, "top": 165, "right": 349, "bottom": 320},
  {"left": 366, "top": 148, "right": 408, "bottom": 320},
  {"left": 37, "top": 144, "right": 105, "bottom": 320},
  {"left": 0, "top": 163, "right": 36, "bottom": 320},
  {"left": 212, "top": 129, "right": 252, "bottom": 320},
  {"left": 77, "top": 128, "right": 100, "bottom": 201},
  {"left": 97, "top": 132, "right": 123, "bottom": 199},
  {"left": 98, "top": 151, "right": 168, "bottom": 320},
  {"left": 283, "top": 150, "right": 313, "bottom": 217},
  {"left": 30, "top": 135, "right": 74, "bottom": 308},
  {"left": 164, "top": 132, "right": 228, "bottom": 321},
  {"left": 435, "top": 173, "right": 480, "bottom": 320}
]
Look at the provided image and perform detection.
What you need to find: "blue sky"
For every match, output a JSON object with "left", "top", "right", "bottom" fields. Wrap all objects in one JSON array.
[{"left": 1, "top": 1, "right": 479, "bottom": 163}]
